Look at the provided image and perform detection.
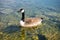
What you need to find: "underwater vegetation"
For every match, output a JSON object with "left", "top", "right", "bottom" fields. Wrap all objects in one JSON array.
[
  {"left": 0, "top": 10, "right": 60, "bottom": 40},
  {"left": 0, "top": 0, "right": 60, "bottom": 40}
]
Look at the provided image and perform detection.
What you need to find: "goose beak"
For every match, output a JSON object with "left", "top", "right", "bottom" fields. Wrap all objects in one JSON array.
[{"left": 17, "top": 10, "right": 20, "bottom": 13}]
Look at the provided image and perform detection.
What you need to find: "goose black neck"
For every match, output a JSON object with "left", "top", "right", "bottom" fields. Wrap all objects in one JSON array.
[{"left": 21, "top": 12, "right": 25, "bottom": 22}]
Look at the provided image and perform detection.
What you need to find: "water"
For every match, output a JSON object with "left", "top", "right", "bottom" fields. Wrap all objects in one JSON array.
[
  {"left": 0, "top": 0, "right": 60, "bottom": 40},
  {"left": 0, "top": 0, "right": 60, "bottom": 11}
]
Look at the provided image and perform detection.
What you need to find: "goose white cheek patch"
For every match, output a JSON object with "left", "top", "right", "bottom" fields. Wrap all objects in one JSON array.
[{"left": 21, "top": 10, "right": 24, "bottom": 13}]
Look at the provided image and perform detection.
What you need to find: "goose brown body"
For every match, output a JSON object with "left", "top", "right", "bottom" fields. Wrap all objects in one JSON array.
[
  {"left": 20, "top": 18, "right": 42, "bottom": 27},
  {"left": 25, "top": 18, "right": 41, "bottom": 24}
]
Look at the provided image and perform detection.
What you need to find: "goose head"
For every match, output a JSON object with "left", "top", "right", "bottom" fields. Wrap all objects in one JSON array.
[{"left": 18, "top": 8, "right": 25, "bottom": 13}]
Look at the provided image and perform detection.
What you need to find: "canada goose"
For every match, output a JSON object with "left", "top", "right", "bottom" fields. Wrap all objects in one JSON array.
[{"left": 18, "top": 8, "right": 43, "bottom": 27}]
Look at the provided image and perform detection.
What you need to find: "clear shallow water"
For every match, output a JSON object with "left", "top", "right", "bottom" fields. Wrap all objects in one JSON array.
[
  {"left": 0, "top": 0, "right": 60, "bottom": 17},
  {"left": 0, "top": 0, "right": 60, "bottom": 40},
  {"left": 0, "top": 0, "right": 60, "bottom": 30},
  {"left": 0, "top": 0, "right": 60, "bottom": 18},
  {"left": 0, "top": 0, "right": 60, "bottom": 12}
]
